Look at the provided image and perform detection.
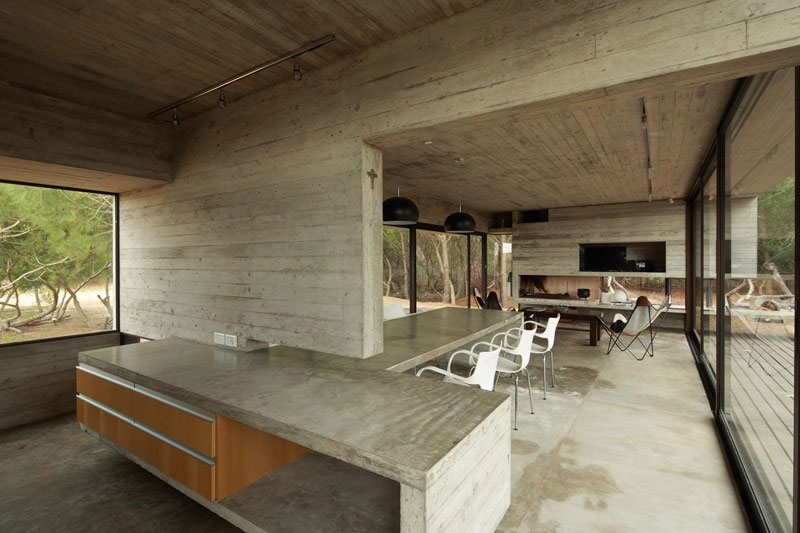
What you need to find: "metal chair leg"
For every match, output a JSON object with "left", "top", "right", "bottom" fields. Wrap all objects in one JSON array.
[
  {"left": 493, "top": 371, "right": 500, "bottom": 391},
  {"left": 549, "top": 350, "right": 556, "bottom": 388},
  {"left": 513, "top": 374, "right": 519, "bottom": 430},
  {"left": 523, "top": 368, "right": 534, "bottom": 414},
  {"left": 542, "top": 355, "right": 547, "bottom": 400}
]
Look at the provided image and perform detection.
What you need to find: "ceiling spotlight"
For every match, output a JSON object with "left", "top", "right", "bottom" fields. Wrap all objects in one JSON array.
[
  {"left": 218, "top": 87, "right": 226, "bottom": 108},
  {"left": 453, "top": 156, "right": 465, "bottom": 165},
  {"left": 293, "top": 57, "right": 302, "bottom": 81},
  {"left": 172, "top": 107, "right": 179, "bottom": 126},
  {"left": 423, "top": 140, "right": 434, "bottom": 145},
  {"left": 668, "top": 198, "right": 674, "bottom": 204}
]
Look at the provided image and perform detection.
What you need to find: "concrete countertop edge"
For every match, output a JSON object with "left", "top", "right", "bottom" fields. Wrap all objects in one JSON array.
[{"left": 80, "top": 351, "right": 431, "bottom": 489}]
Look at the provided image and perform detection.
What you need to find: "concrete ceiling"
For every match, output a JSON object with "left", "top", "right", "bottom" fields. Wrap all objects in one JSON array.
[
  {"left": 0, "top": 0, "right": 485, "bottom": 120},
  {"left": 382, "top": 79, "right": 738, "bottom": 212}
]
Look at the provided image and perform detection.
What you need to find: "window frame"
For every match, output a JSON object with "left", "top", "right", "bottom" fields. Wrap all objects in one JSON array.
[
  {"left": 0, "top": 178, "right": 120, "bottom": 348},
  {"left": 383, "top": 222, "right": 488, "bottom": 313},
  {"left": 685, "top": 69, "right": 799, "bottom": 532}
]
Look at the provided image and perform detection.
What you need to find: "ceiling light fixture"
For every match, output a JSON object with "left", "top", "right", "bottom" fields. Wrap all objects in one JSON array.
[
  {"left": 444, "top": 195, "right": 476, "bottom": 234},
  {"left": 293, "top": 57, "right": 302, "bottom": 81},
  {"left": 147, "top": 34, "right": 335, "bottom": 121},
  {"left": 423, "top": 140, "right": 434, "bottom": 145},
  {"left": 383, "top": 186, "right": 419, "bottom": 226},
  {"left": 218, "top": 87, "right": 226, "bottom": 108},
  {"left": 454, "top": 156, "right": 465, "bottom": 165}
]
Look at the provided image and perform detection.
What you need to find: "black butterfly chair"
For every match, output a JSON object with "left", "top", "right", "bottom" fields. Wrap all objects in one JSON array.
[{"left": 599, "top": 295, "right": 671, "bottom": 361}]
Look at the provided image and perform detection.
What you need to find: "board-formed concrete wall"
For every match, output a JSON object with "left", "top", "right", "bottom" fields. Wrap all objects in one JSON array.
[
  {"left": 0, "top": 83, "right": 171, "bottom": 191},
  {"left": 0, "top": 332, "right": 120, "bottom": 430},
  {"left": 118, "top": 0, "right": 800, "bottom": 357}
]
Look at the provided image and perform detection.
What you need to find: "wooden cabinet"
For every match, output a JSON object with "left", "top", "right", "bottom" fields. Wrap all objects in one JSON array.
[
  {"left": 129, "top": 423, "right": 216, "bottom": 500},
  {"left": 76, "top": 364, "right": 216, "bottom": 500},
  {"left": 77, "top": 363, "right": 308, "bottom": 502},
  {"left": 131, "top": 388, "right": 215, "bottom": 458},
  {"left": 76, "top": 366, "right": 132, "bottom": 416},
  {"left": 76, "top": 396, "right": 132, "bottom": 449},
  {"left": 216, "top": 414, "right": 308, "bottom": 499}
]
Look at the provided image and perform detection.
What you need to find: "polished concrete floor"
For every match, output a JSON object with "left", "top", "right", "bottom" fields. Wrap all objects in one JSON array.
[
  {"left": 0, "top": 330, "right": 746, "bottom": 532},
  {"left": 492, "top": 329, "right": 747, "bottom": 532}
]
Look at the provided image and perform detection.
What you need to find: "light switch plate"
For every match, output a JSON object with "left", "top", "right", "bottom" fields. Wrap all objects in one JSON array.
[
  {"left": 224, "top": 334, "right": 238, "bottom": 348},
  {"left": 213, "top": 332, "right": 225, "bottom": 345}
]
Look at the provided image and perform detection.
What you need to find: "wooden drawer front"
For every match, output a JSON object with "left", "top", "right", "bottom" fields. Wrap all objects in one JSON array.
[
  {"left": 129, "top": 424, "right": 216, "bottom": 500},
  {"left": 132, "top": 389, "right": 215, "bottom": 458},
  {"left": 76, "top": 366, "right": 132, "bottom": 417},
  {"left": 77, "top": 397, "right": 132, "bottom": 450}
]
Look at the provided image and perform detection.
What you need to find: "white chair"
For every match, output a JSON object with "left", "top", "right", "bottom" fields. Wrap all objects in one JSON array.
[
  {"left": 383, "top": 303, "right": 406, "bottom": 320},
  {"left": 453, "top": 326, "right": 537, "bottom": 430},
  {"left": 516, "top": 315, "right": 560, "bottom": 399},
  {"left": 416, "top": 347, "right": 501, "bottom": 391}
]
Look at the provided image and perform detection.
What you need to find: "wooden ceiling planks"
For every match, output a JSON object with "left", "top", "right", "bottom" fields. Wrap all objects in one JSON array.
[
  {"left": 0, "top": 0, "right": 484, "bottom": 118},
  {"left": 383, "top": 80, "right": 737, "bottom": 212}
]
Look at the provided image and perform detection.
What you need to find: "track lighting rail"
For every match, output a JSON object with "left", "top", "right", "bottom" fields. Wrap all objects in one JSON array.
[{"left": 147, "top": 34, "right": 335, "bottom": 119}]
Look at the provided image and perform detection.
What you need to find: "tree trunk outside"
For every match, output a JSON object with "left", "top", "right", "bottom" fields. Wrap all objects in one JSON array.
[
  {"left": 66, "top": 286, "right": 87, "bottom": 320},
  {"left": 437, "top": 234, "right": 456, "bottom": 304},
  {"left": 498, "top": 235, "right": 507, "bottom": 304},
  {"left": 34, "top": 285, "right": 43, "bottom": 313},
  {"left": 400, "top": 236, "right": 409, "bottom": 299}
]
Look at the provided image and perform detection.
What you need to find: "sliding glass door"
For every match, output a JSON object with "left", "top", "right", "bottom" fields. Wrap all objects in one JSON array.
[
  {"left": 382, "top": 224, "right": 488, "bottom": 314},
  {"left": 722, "top": 67, "right": 796, "bottom": 530},
  {"left": 688, "top": 66, "right": 797, "bottom": 531}
]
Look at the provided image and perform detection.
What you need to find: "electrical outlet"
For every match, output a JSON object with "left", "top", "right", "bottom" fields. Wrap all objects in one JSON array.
[
  {"left": 224, "top": 334, "right": 238, "bottom": 348},
  {"left": 213, "top": 332, "right": 225, "bottom": 345}
]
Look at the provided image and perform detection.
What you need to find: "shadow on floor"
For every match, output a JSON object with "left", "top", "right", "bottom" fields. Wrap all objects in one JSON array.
[{"left": 0, "top": 415, "right": 236, "bottom": 532}]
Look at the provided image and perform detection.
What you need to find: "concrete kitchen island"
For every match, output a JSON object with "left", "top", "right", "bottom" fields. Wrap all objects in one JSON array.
[{"left": 77, "top": 308, "right": 520, "bottom": 532}]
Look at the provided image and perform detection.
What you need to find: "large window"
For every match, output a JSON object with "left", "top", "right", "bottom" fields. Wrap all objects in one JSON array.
[
  {"left": 703, "top": 169, "right": 718, "bottom": 375},
  {"left": 488, "top": 234, "right": 513, "bottom": 308},
  {"left": 416, "top": 229, "right": 468, "bottom": 309},
  {"left": 383, "top": 227, "right": 411, "bottom": 313},
  {"left": 723, "top": 67, "right": 795, "bottom": 530},
  {"left": 689, "top": 66, "right": 797, "bottom": 531},
  {"left": 382, "top": 224, "right": 488, "bottom": 314},
  {"left": 0, "top": 183, "right": 116, "bottom": 344}
]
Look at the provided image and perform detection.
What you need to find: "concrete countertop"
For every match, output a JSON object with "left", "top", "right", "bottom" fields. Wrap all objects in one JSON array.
[{"left": 79, "top": 308, "right": 519, "bottom": 490}]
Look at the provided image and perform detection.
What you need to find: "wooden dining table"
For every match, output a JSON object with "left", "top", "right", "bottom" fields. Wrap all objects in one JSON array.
[{"left": 522, "top": 306, "right": 603, "bottom": 346}]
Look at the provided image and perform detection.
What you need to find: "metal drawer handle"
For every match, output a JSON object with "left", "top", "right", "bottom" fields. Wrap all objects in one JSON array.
[
  {"left": 77, "top": 364, "right": 215, "bottom": 423},
  {"left": 77, "top": 394, "right": 215, "bottom": 466}
]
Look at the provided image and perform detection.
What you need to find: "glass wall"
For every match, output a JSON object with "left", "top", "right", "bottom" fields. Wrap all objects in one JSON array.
[
  {"left": 382, "top": 225, "right": 488, "bottom": 314},
  {"left": 469, "top": 234, "right": 484, "bottom": 306},
  {"left": 703, "top": 169, "right": 718, "bottom": 375},
  {"left": 382, "top": 227, "right": 411, "bottom": 313},
  {"left": 689, "top": 66, "right": 797, "bottom": 531},
  {"left": 0, "top": 183, "right": 115, "bottom": 344},
  {"left": 693, "top": 192, "right": 703, "bottom": 343},
  {"left": 416, "top": 229, "right": 468, "bottom": 309},
  {"left": 722, "top": 67, "right": 795, "bottom": 530},
  {"left": 489, "top": 234, "right": 513, "bottom": 308}
]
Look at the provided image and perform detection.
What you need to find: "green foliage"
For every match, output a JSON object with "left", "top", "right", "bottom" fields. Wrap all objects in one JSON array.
[
  {"left": 758, "top": 176, "right": 795, "bottom": 274},
  {"left": 0, "top": 183, "right": 113, "bottom": 292}
]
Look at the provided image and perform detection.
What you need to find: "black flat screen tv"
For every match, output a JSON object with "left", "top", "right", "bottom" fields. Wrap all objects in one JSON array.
[{"left": 581, "top": 245, "right": 627, "bottom": 272}]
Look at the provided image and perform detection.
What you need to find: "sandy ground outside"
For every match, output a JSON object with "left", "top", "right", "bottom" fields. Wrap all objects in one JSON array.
[{"left": 0, "top": 284, "right": 113, "bottom": 344}]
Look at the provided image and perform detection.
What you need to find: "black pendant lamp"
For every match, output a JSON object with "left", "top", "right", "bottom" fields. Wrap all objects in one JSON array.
[
  {"left": 444, "top": 195, "right": 475, "bottom": 234},
  {"left": 383, "top": 187, "right": 419, "bottom": 226}
]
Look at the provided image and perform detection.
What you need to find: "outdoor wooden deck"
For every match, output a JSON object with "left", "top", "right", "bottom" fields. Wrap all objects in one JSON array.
[{"left": 726, "top": 329, "right": 794, "bottom": 525}]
